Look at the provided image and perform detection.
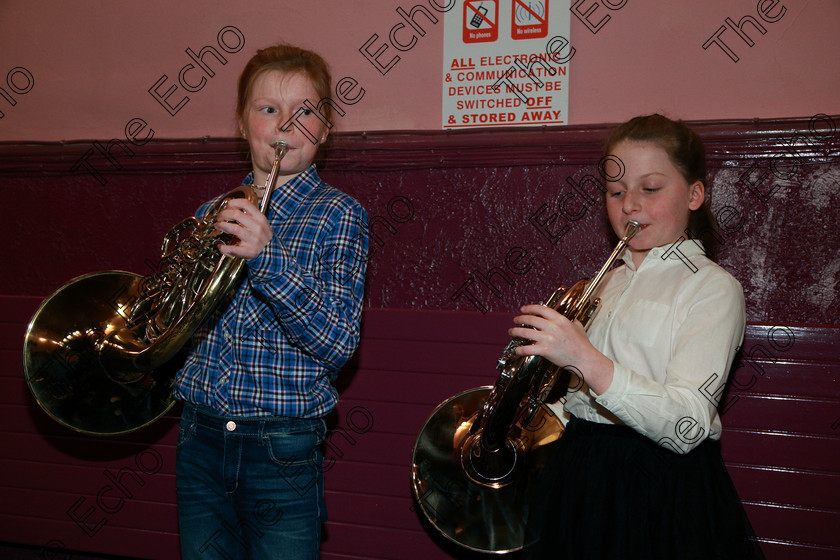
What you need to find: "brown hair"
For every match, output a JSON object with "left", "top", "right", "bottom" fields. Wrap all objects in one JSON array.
[
  {"left": 236, "top": 44, "right": 332, "bottom": 125},
  {"left": 605, "top": 114, "right": 719, "bottom": 260}
]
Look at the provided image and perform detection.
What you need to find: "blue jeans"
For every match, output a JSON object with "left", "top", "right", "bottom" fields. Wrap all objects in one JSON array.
[{"left": 176, "top": 403, "right": 327, "bottom": 560}]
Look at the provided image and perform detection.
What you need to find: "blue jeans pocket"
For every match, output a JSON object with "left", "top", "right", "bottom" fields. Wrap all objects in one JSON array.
[
  {"left": 264, "top": 422, "right": 326, "bottom": 498},
  {"left": 177, "top": 411, "right": 197, "bottom": 448},
  {"left": 264, "top": 422, "right": 324, "bottom": 465}
]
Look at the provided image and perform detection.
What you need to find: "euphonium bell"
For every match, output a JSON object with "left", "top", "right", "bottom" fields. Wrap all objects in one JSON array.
[
  {"left": 23, "top": 142, "right": 289, "bottom": 436},
  {"left": 410, "top": 220, "right": 641, "bottom": 554}
]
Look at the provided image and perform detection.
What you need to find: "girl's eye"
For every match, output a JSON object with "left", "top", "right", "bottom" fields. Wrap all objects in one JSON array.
[
  {"left": 643, "top": 187, "right": 661, "bottom": 193},
  {"left": 609, "top": 190, "right": 624, "bottom": 198},
  {"left": 259, "top": 107, "right": 276, "bottom": 114},
  {"left": 300, "top": 107, "right": 313, "bottom": 116}
]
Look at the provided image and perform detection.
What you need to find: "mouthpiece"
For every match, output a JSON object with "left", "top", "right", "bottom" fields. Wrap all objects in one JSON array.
[
  {"left": 272, "top": 140, "right": 289, "bottom": 159},
  {"left": 623, "top": 220, "right": 641, "bottom": 241}
]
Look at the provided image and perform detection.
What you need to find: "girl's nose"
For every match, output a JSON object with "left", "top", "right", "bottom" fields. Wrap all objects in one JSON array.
[
  {"left": 275, "top": 109, "right": 295, "bottom": 133},
  {"left": 622, "top": 191, "right": 640, "bottom": 214},
  {"left": 276, "top": 116, "right": 291, "bottom": 133}
]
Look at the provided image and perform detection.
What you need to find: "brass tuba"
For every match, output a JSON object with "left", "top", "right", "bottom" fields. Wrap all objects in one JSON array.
[
  {"left": 23, "top": 142, "right": 289, "bottom": 436},
  {"left": 410, "top": 220, "right": 641, "bottom": 554}
]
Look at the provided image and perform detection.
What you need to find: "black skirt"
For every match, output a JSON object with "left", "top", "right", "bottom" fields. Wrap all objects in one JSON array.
[{"left": 524, "top": 417, "right": 764, "bottom": 560}]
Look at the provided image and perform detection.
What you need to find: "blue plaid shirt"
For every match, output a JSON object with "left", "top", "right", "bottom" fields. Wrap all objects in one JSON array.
[{"left": 174, "top": 165, "right": 368, "bottom": 418}]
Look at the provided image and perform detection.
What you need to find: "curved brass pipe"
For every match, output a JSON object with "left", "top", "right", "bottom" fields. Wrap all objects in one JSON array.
[
  {"left": 410, "top": 221, "right": 641, "bottom": 553},
  {"left": 23, "top": 142, "right": 289, "bottom": 436}
]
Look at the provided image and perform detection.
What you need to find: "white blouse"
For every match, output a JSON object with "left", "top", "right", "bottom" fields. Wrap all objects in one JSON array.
[{"left": 552, "top": 239, "right": 746, "bottom": 454}]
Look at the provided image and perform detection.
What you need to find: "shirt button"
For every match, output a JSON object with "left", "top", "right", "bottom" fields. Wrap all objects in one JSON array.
[
  {"left": 224, "top": 330, "right": 232, "bottom": 341},
  {"left": 225, "top": 421, "right": 236, "bottom": 432}
]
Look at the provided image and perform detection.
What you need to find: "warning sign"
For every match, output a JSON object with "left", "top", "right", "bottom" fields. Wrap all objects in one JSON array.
[
  {"left": 512, "top": 0, "right": 548, "bottom": 39},
  {"left": 443, "top": 0, "right": 570, "bottom": 129},
  {"left": 464, "top": 1, "right": 498, "bottom": 43}
]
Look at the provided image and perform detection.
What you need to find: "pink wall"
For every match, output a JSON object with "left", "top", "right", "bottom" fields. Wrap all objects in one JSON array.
[{"left": 1, "top": 0, "right": 838, "bottom": 141}]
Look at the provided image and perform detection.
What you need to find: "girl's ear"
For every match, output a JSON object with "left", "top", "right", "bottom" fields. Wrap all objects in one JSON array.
[
  {"left": 237, "top": 116, "right": 247, "bottom": 139},
  {"left": 688, "top": 180, "right": 705, "bottom": 211}
]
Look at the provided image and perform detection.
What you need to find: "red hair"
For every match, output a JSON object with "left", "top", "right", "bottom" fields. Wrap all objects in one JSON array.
[{"left": 236, "top": 44, "right": 332, "bottom": 124}]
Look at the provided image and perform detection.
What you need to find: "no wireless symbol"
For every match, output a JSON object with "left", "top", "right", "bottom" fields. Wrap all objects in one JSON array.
[{"left": 512, "top": 0, "right": 549, "bottom": 39}]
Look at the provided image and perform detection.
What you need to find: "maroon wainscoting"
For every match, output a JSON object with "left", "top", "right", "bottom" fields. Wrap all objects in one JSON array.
[{"left": 1, "top": 118, "right": 838, "bottom": 559}]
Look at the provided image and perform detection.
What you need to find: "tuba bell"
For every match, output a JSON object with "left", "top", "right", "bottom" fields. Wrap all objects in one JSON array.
[
  {"left": 22, "top": 141, "right": 289, "bottom": 436},
  {"left": 410, "top": 220, "right": 641, "bottom": 554}
]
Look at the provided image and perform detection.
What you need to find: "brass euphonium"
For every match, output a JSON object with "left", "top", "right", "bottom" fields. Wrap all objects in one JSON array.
[
  {"left": 410, "top": 220, "right": 641, "bottom": 554},
  {"left": 23, "top": 141, "right": 289, "bottom": 436}
]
